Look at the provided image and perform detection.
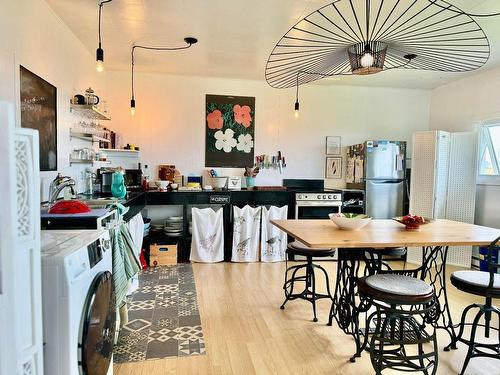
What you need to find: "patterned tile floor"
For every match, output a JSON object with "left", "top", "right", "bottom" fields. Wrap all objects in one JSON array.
[{"left": 113, "top": 264, "right": 206, "bottom": 362}]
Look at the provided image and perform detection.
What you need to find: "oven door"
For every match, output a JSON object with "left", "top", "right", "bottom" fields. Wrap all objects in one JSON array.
[{"left": 295, "top": 204, "right": 341, "bottom": 219}]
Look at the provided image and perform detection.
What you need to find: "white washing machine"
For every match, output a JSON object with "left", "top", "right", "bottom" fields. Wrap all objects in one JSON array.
[{"left": 41, "top": 229, "right": 115, "bottom": 375}]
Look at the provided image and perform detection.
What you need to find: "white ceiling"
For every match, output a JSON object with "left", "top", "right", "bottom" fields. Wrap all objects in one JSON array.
[{"left": 46, "top": 0, "right": 500, "bottom": 89}]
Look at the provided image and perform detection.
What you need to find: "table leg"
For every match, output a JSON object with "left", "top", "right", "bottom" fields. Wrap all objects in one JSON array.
[
  {"left": 328, "top": 248, "right": 372, "bottom": 362},
  {"left": 420, "top": 245, "right": 458, "bottom": 350}
]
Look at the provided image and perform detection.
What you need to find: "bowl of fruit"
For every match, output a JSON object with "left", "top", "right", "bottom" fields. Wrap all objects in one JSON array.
[
  {"left": 393, "top": 214, "right": 432, "bottom": 230},
  {"left": 329, "top": 213, "right": 372, "bottom": 231}
]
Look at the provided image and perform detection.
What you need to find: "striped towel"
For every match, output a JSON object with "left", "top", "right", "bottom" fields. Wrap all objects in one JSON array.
[{"left": 111, "top": 223, "right": 141, "bottom": 307}]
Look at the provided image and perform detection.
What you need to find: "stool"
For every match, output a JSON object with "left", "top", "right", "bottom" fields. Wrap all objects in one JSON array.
[
  {"left": 358, "top": 274, "right": 438, "bottom": 375},
  {"left": 446, "top": 236, "right": 500, "bottom": 375},
  {"left": 280, "top": 241, "right": 335, "bottom": 322}
]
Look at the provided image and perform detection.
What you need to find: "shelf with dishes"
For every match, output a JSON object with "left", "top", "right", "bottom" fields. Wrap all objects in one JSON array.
[
  {"left": 70, "top": 104, "right": 111, "bottom": 121},
  {"left": 69, "top": 157, "right": 111, "bottom": 167},
  {"left": 70, "top": 130, "right": 111, "bottom": 144}
]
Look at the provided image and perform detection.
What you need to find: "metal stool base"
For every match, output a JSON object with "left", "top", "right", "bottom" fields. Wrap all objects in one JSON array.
[{"left": 280, "top": 256, "right": 333, "bottom": 322}]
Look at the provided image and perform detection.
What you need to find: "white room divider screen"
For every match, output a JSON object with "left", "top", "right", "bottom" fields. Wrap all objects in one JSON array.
[{"left": 408, "top": 130, "right": 477, "bottom": 267}]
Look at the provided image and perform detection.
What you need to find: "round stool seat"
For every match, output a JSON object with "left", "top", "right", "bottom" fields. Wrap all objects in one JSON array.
[
  {"left": 358, "top": 274, "right": 434, "bottom": 305},
  {"left": 451, "top": 270, "right": 500, "bottom": 298},
  {"left": 288, "top": 241, "right": 335, "bottom": 258}
]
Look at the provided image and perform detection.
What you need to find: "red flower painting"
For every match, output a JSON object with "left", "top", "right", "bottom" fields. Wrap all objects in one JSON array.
[
  {"left": 207, "top": 109, "right": 224, "bottom": 129},
  {"left": 233, "top": 104, "right": 252, "bottom": 128}
]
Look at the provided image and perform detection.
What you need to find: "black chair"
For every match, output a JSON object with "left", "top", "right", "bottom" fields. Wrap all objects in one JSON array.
[
  {"left": 358, "top": 274, "right": 438, "bottom": 375},
  {"left": 447, "top": 236, "right": 500, "bottom": 375},
  {"left": 280, "top": 241, "right": 335, "bottom": 322}
]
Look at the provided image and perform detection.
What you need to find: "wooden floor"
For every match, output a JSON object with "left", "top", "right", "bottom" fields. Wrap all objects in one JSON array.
[{"left": 114, "top": 261, "right": 499, "bottom": 375}]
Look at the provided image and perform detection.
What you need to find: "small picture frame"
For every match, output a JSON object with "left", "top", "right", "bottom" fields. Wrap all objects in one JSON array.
[
  {"left": 326, "top": 156, "right": 342, "bottom": 179},
  {"left": 326, "top": 136, "right": 341, "bottom": 155}
]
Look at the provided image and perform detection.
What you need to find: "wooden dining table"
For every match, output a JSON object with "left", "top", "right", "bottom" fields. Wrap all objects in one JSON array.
[{"left": 271, "top": 218, "right": 500, "bottom": 361}]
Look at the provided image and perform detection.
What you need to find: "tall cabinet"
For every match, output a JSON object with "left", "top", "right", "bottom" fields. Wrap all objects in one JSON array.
[{"left": 408, "top": 130, "right": 477, "bottom": 267}]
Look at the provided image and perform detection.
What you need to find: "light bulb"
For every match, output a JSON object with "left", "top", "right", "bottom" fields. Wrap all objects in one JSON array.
[
  {"left": 96, "top": 47, "right": 104, "bottom": 73},
  {"left": 130, "top": 98, "right": 136, "bottom": 115},
  {"left": 96, "top": 60, "right": 104, "bottom": 72},
  {"left": 294, "top": 109, "right": 299, "bottom": 118},
  {"left": 360, "top": 52, "right": 374, "bottom": 68},
  {"left": 294, "top": 100, "right": 299, "bottom": 118}
]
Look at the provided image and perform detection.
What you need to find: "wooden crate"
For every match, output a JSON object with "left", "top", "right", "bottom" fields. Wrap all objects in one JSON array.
[{"left": 149, "top": 244, "right": 177, "bottom": 266}]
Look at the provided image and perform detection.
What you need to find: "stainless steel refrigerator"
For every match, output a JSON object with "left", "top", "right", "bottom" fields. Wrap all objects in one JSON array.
[{"left": 346, "top": 141, "right": 406, "bottom": 219}]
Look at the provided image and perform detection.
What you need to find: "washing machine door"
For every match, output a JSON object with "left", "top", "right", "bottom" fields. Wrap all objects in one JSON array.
[{"left": 80, "top": 271, "right": 116, "bottom": 375}]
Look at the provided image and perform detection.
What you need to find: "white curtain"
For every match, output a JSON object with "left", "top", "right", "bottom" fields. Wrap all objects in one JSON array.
[
  {"left": 190, "top": 207, "right": 225, "bottom": 263},
  {"left": 231, "top": 205, "right": 261, "bottom": 262},
  {"left": 261, "top": 206, "right": 288, "bottom": 262}
]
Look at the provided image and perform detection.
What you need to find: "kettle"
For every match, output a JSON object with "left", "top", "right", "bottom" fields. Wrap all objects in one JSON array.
[{"left": 85, "top": 87, "right": 100, "bottom": 106}]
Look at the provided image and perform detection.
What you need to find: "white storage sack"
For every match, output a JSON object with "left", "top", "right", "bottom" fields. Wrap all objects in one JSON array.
[
  {"left": 261, "top": 206, "right": 288, "bottom": 262},
  {"left": 231, "top": 205, "right": 261, "bottom": 262},
  {"left": 190, "top": 207, "right": 224, "bottom": 263}
]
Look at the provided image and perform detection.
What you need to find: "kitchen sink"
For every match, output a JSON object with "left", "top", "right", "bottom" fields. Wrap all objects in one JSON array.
[{"left": 76, "top": 197, "right": 119, "bottom": 208}]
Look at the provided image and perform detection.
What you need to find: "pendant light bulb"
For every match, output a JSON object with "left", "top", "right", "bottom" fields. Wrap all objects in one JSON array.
[
  {"left": 294, "top": 100, "right": 299, "bottom": 118},
  {"left": 360, "top": 43, "right": 374, "bottom": 68},
  {"left": 96, "top": 47, "right": 104, "bottom": 72},
  {"left": 130, "top": 98, "right": 136, "bottom": 116}
]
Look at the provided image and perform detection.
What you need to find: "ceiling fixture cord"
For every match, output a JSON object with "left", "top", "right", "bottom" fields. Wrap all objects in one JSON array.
[
  {"left": 130, "top": 37, "right": 198, "bottom": 115},
  {"left": 294, "top": 73, "right": 300, "bottom": 118},
  {"left": 96, "top": 0, "right": 112, "bottom": 73},
  {"left": 266, "top": 0, "right": 492, "bottom": 90}
]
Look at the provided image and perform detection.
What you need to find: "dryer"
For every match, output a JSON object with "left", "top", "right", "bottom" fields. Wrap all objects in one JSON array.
[{"left": 41, "top": 229, "right": 115, "bottom": 375}]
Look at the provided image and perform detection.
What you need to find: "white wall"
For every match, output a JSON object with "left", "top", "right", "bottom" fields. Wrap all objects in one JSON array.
[
  {"left": 430, "top": 66, "right": 500, "bottom": 228},
  {"left": 0, "top": 0, "right": 105, "bottom": 198},
  {"left": 106, "top": 70, "right": 431, "bottom": 188}
]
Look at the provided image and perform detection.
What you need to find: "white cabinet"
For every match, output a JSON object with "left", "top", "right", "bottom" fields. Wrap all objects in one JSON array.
[{"left": 408, "top": 130, "right": 477, "bottom": 267}]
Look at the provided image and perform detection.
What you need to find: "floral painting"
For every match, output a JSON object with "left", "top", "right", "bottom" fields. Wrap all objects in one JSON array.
[{"left": 205, "top": 94, "right": 255, "bottom": 167}]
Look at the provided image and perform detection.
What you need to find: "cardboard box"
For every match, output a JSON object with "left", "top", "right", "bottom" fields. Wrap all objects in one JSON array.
[{"left": 150, "top": 244, "right": 177, "bottom": 266}]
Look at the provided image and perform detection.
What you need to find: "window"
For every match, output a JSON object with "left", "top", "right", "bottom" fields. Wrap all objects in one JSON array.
[{"left": 479, "top": 124, "right": 500, "bottom": 177}]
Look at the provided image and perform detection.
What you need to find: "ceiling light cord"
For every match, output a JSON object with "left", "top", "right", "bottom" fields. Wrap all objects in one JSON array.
[
  {"left": 130, "top": 38, "right": 198, "bottom": 114},
  {"left": 427, "top": 0, "right": 500, "bottom": 17},
  {"left": 96, "top": 0, "right": 112, "bottom": 72}
]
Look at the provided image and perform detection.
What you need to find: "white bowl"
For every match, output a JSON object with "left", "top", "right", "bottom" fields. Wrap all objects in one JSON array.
[
  {"left": 170, "top": 183, "right": 178, "bottom": 190},
  {"left": 329, "top": 214, "right": 372, "bottom": 231},
  {"left": 155, "top": 180, "right": 170, "bottom": 190},
  {"left": 212, "top": 177, "right": 227, "bottom": 189}
]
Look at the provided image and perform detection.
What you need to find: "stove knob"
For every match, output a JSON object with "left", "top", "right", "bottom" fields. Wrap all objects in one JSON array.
[
  {"left": 323, "top": 195, "right": 327, "bottom": 199},
  {"left": 298, "top": 194, "right": 302, "bottom": 199},
  {"left": 317, "top": 195, "right": 321, "bottom": 199},
  {"left": 328, "top": 195, "right": 332, "bottom": 199}
]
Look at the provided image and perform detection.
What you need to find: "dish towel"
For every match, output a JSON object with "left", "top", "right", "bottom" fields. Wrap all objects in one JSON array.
[
  {"left": 190, "top": 207, "right": 224, "bottom": 263},
  {"left": 261, "top": 206, "right": 288, "bottom": 262},
  {"left": 111, "top": 223, "right": 141, "bottom": 308},
  {"left": 126, "top": 213, "right": 145, "bottom": 295},
  {"left": 231, "top": 205, "right": 261, "bottom": 262}
]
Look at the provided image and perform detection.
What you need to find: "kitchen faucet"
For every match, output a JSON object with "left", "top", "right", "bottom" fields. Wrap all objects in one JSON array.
[{"left": 48, "top": 174, "right": 76, "bottom": 204}]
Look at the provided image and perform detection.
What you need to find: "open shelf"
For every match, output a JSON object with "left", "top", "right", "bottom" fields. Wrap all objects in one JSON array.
[
  {"left": 69, "top": 158, "right": 111, "bottom": 166},
  {"left": 99, "top": 148, "right": 140, "bottom": 155},
  {"left": 70, "top": 130, "right": 111, "bottom": 144},
  {"left": 70, "top": 104, "right": 111, "bottom": 120}
]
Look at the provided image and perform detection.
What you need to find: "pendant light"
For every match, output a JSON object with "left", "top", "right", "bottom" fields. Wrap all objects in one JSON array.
[
  {"left": 130, "top": 37, "right": 198, "bottom": 115},
  {"left": 96, "top": 0, "right": 112, "bottom": 72},
  {"left": 266, "top": 0, "right": 497, "bottom": 89}
]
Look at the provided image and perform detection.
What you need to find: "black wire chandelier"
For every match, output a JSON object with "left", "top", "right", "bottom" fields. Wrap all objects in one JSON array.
[
  {"left": 130, "top": 37, "right": 198, "bottom": 115},
  {"left": 265, "top": 0, "right": 496, "bottom": 114}
]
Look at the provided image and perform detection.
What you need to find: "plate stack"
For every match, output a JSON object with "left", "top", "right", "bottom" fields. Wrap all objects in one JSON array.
[{"left": 164, "top": 216, "right": 183, "bottom": 237}]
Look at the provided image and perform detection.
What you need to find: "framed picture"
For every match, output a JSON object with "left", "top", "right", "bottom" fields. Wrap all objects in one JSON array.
[
  {"left": 20, "top": 66, "right": 57, "bottom": 171},
  {"left": 326, "top": 156, "right": 342, "bottom": 179},
  {"left": 205, "top": 94, "right": 255, "bottom": 167},
  {"left": 326, "top": 136, "right": 341, "bottom": 155}
]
